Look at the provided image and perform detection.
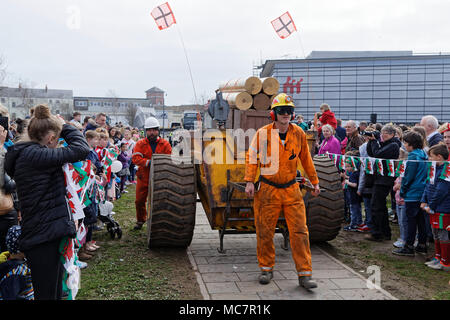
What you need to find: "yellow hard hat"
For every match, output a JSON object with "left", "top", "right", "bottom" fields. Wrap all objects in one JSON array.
[{"left": 271, "top": 93, "right": 295, "bottom": 109}]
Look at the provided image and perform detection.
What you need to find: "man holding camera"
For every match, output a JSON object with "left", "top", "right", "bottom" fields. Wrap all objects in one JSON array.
[{"left": 364, "top": 125, "right": 401, "bottom": 242}]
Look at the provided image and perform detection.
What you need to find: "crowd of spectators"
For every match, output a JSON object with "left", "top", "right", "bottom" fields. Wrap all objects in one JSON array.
[
  {"left": 295, "top": 104, "right": 450, "bottom": 272},
  {"left": 0, "top": 107, "right": 144, "bottom": 299}
]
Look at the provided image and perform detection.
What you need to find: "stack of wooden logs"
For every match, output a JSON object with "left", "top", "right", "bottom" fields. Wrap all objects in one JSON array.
[{"left": 218, "top": 77, "right": 280, "bottom": 111}]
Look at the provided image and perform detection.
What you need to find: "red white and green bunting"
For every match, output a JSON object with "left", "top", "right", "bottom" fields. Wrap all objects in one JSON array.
[
  {"left": 386, "top": 159, "right": 395, "bottom": 177},
  {"left": 426, "top": 161, "right": 437, "bottom": 184},
  {"left": 395, "top": 160, "right": 406, "bottom": 178},
  {"left": 345, "top": 156, "right": 359, "bottom": 169},
  {"left": 326, "top": 152, "right": 449, "bottom": 182},
  {"left": 59, "top": 237, "right": 80, "bottom": 300},
  {"left": 440, "top": 162, "right": 450, "bottom": 182},
  {"left": 365, "top": 157, "right": 374, "bottom": 175},
  {"left": 338, "top": 155, "right": 346, "bottom": 170},
  {"left": 101, "top": 148, "right": 119, "bottom": 181},
  {"left": 374, "top": 159, "right": 384, "bottom": 176}
]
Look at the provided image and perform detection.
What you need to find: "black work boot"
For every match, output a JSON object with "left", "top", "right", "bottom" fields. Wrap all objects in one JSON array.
[
  {"left": 258, "top": 271, "right": 273, "bottom": 285},
  {"left": 299, "top": 276, "right": 318, "bottom": 289},
  {"left": 133, "top": 222, "right": 144, "bottom": 230}
]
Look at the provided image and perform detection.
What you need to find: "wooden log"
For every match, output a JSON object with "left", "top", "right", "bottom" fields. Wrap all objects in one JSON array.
[
  {"left": 223, "top": 92, "right": 253, "bottom": 110},
  {"left": 219, "top": 77, "right": 262, "bottom": 95},
  {"left": 252, "top": 93, "right": 271, "bottom": 111},
  {"left": 261, "top": 77, "right": 280, "bottom": 95}
]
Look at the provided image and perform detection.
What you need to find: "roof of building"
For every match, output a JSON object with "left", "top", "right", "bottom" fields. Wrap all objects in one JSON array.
[
  {"left": 0, "top": 86, "right": 73, "bottom": 99},
  {"left": 146, "top": 87, "right": 164, "bottom": 93},
  {"left": 306, "top": 50, "right": 413, "bottom": 59},
  {"left": 259, "top": 51, "right": 450, "bottom": 77},
  {"left": 74, "top": 96, "right": 149, "bottom": 102}
]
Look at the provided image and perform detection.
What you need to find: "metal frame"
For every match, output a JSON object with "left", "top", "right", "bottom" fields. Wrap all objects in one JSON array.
[{"left": 217, "top": 170, "right": 289, "bottom": 253}]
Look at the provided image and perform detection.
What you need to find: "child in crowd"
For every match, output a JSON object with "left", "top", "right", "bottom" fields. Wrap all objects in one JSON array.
[
  {"left": 393, "top": 176, "right": 406, "bottom": 248},
  {"left": 357, "top": 128, "right": 376, "bottom": 232},
  {"left": 393, "top": 136, "right": 409, "bottom": 248},
  {"left": 95, "top": 131, "right": 109, "bottom": 162},
  {"left": 343, "top": 153, "right": 363, "bottom": 231},
  {"left": 0, "top": 225, "right": 34, "bottom": 300},
  {"left": 85, "top": 130, "right": 102, "bottom": 172},
  {"left": 422, "top": 144, "right": 450, "bottom": 271},
  {"left": 121, "top": 129, "right": 136, "bottom": 184},
  {"left": 393, "top": 131, "right": 428, "bottom": 256},
  {"left": 117, "top": 142, "right": 131, "bottom": 194},
  {"left": 79, "top": 130, "right": 104, "bottom": 261}
]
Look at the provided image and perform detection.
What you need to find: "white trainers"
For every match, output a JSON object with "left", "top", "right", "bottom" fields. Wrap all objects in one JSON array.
[
  {"left": 425, "top": 258, "right": 440, "bottom": 266},
  {"left": 76, "top": 260, "right": 88, "bottom": 269}
]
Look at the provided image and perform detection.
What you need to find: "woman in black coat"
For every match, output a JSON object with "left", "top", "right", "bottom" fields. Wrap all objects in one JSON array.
[
  {"left": 364, "top": 125, "right": 401, "bottom": 242},
  {"left": 5, "top": 105, "right": 90, "bottom": 300}
]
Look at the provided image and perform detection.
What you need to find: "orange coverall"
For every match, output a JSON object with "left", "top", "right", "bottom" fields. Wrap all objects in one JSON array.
[
  {"left": 132, "top": 137, "right": 172, "bottom": 223},
  {"left": 245, "top": 122, "right": 319, "bottom": 277}
]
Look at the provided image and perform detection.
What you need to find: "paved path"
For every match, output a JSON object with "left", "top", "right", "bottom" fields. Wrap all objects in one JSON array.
[{"left": 187, "top": 203, "right": 397, "bottom": 300}]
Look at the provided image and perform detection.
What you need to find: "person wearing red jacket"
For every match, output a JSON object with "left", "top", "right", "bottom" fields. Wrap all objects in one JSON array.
[
  {"left": 314, "top": 103, "right": 337, "bottom": 137},
  {"left": 131, "top": 117, "right": 172, "bottom": 230}
]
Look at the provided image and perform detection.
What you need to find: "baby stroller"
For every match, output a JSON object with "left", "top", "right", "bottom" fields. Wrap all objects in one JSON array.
[{"left": 98, "top": 201, "right": 122, "bottom": 239}]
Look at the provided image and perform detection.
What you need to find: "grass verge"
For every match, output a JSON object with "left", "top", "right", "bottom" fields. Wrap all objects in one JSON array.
[{"left": 76, "top": 185, "right": 203, "bottom": 300}]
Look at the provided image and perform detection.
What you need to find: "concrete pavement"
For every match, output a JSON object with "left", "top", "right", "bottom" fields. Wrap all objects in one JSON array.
[{"left": 187, "top": 203, "right": 397, "bottom": 300}]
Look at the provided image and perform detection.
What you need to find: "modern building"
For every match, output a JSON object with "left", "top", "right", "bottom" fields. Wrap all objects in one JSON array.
[
  {"left": 0, "top": 85, "right": 73, "bottom": 119},
  {"left": 260, "top": 51, "right": 450, "bottom": 124}
]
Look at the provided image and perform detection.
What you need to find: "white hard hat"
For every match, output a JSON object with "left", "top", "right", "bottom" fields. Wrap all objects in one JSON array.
[{"left": 144, "top": 117, "right": 160, "bottom": 129}]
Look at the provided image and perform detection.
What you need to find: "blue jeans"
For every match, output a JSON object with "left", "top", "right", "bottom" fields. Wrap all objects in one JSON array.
[
  {"left": 405, "top": 201, "right": 427, "bottom": 247},
  {"left": 363, "top": 196, "right": 373, "bottom": 228},
  {"left": 350, "top": 201, "right": 363, "bottom": 227},
  {"left": 396, "top": 203, "right": 407, "bottom": 241}
]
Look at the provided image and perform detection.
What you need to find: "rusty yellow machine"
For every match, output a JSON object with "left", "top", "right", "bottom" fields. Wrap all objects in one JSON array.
[{"left": 146, "top": 90, "right": 344, "bottom": 252}]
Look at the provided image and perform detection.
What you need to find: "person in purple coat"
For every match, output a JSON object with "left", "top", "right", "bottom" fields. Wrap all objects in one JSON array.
[{"left": 318, "top": 124, "right": 341, "bottom": 156}]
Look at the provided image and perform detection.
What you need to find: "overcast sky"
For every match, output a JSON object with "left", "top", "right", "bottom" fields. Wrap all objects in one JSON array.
[{"left": 1, "top": 0, "right": 450, "bottom": 105}]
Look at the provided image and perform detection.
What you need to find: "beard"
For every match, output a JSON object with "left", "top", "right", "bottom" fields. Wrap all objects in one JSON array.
[{"left": 147, "top": 133, "right": 158, "bottom": 143}]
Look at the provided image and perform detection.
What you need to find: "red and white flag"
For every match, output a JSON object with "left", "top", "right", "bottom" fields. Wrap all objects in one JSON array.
[
  {"left": 151, "top": 2, "right": 176, "bottom": 30},
  {"left": 271, "top": 11, "right": 297, "bottom": 39}
]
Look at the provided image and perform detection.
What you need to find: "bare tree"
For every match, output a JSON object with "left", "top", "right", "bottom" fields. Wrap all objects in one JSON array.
[
  {"left": 17, "top": 79, "right": 36, "bottom": 115},
  {"left": 125, "top": 104, "right": 139, "bottom": 126},
  {"left": 0, "top": 55, "right": 6, "bottom": 85},
  {"left": 106, "top": 89, "right": 120, "bottom": 123},
  {"left": 0, "top": 55, "right": 7, "bottom": 100}
]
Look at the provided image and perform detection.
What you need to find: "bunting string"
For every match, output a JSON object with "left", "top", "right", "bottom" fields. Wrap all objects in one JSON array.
[{"left": 325, "top": 152, "right": 450, "bottom": 183}]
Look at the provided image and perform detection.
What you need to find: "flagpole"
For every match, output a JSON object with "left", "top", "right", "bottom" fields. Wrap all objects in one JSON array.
[
  {"left": 295, "top": 29, "right": 315, "bottom": 114},
  {"left": 175, "top": 23, "right": 198, "bottom": 107}
]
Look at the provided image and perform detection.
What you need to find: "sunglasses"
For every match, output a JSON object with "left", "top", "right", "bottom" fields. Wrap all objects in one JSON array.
[{"left": 276, "top": 106, "right": 294, "bottom": 115}]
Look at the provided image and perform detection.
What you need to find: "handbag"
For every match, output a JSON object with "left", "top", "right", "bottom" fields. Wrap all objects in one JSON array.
[{"left": 0, "top": 189, "right": 14, "bottom": 215}]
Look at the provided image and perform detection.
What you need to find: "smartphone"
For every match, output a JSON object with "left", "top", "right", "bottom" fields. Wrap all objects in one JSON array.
[{"left": 0, "top": 116, "right": 8, "bottom": 131}]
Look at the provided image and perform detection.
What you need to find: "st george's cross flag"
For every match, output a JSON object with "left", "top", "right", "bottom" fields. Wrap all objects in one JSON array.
[
  {"left": 151, "top": 2, "right": 176, "bottom": 30},
  {"left": 271, "top": 11, "right": 297, "bottom": 39}
]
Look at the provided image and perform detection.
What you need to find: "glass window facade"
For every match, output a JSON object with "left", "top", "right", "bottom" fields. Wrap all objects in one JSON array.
[{"left": 266, "top": 55, "right": 450, "bottom": 124}]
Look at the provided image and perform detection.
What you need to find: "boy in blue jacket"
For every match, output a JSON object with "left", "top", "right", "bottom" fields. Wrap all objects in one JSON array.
[
  {"left": 422, "top": 144, "right": 450, "bottom": 271},
  {"left": 393, "top": 131, "right": 428, "bottom": 256}
]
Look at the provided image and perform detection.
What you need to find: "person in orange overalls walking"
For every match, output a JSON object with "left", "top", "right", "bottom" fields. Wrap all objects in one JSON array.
[
  {"left": 245, "top": 93, "right": 321, "bottom": 289},
  {"left": 132, "top": 117, "right": 171, "bottom": 230}
]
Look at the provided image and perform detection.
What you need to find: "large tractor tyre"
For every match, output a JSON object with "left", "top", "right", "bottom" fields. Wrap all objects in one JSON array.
[
  {"left": 305, "top": 155, "right": 345, "bottom": 242},
  {"left": 147, "top": 154, "right": 197, "bottom": 249}
]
